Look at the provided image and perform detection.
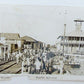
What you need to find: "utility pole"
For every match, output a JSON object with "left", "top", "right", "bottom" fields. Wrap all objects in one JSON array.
[{"left": 63, "top": 10, "right": 67, "bottom": 56}]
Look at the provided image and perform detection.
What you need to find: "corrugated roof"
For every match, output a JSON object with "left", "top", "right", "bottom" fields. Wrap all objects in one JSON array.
[
  {"left": 21, "top": 36, "right": 37, "bottom": 42},
  {"left": 0, "top": 33, "right": 20, "bottom": 40}
]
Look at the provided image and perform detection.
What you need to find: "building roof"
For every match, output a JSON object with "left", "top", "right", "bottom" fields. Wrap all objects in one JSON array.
[
  {"left": 59, "top": 19, "right": 84, "bottom": 38},
  {"left": 65, "top": 29, "right": 84, "bottom": 37},
  {"left": 21, "top": 36, "right": 37, "bottom": 42},
  {"left": 58, "top": 29, "right": 84, "bottom": 38},
  {"left": 74, "top": 19, "right": 84, "bottom": 22},
  {"left": 37, "top": 41, "right": 43, "bottom": 44},
  {"left": 0, "top": 33, "right": 20, "bottom": 40}
]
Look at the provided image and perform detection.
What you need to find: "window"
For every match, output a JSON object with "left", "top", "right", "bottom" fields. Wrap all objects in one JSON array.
[{"left": 15, "top": 44, "right": 18, "bottom": 49}]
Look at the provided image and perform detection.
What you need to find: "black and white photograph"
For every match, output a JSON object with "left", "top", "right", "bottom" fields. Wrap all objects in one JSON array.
[{"left": 0, "top": 0, "right": 84, "bottom": 82}]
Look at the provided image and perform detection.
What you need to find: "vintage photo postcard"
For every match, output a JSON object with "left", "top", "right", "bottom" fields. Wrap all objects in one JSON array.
[{"left": 0, "top": 4, "right": 84, "bottom": 81}]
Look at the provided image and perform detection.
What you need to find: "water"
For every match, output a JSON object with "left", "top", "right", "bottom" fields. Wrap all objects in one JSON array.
[{"left": 65, "top": 58, "right": 84, "bottom": 75}]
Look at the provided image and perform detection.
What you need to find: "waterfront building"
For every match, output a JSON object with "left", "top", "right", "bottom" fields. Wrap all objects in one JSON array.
[
  {"left": 0, "top": 33, "right": 22, "bottom": 53},
  {"left": 58, "top": 20, "right": 84, "bottom": 56},
  {"left": 21, "top": 36, "right": 43, "bottom": 50},
  {"left": 0, "top": 43, "right": 9, "bottom": 61},
  {"left": 21, "top": 36, "right": 37, "bottom": 49}
]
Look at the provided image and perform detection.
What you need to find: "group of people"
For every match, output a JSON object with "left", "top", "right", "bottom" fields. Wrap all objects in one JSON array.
[
  {"left": 4, "top": 48, "right": 67, "bottom": 74},
  {"left": 21, "top": 48, "right": 54, "bottom": 74}
]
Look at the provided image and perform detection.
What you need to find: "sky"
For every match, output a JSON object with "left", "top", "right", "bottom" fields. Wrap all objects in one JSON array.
[{"left": 0, "top": 0, "right": 84, "bottom": 45}]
